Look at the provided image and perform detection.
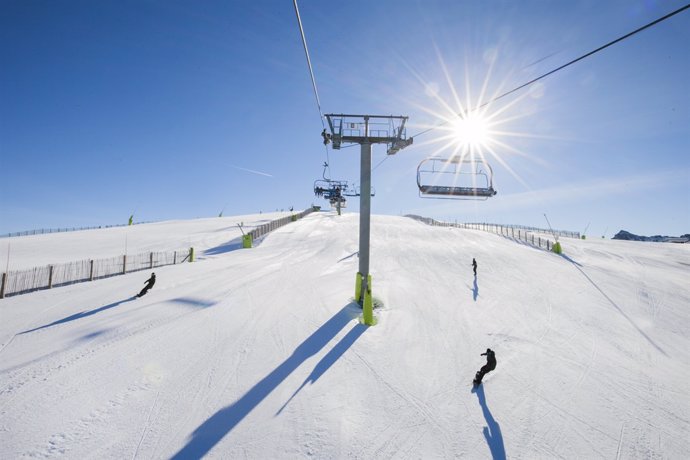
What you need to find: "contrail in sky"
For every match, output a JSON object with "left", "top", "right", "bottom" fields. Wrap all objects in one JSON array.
[{"left": 230, "top": 165, "right": 274, "bottom": 177}]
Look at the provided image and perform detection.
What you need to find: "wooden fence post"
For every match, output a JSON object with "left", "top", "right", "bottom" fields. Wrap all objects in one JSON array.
[
  {"left": 150, "top": 252, "right": 154, "bottom": 269},
  {"left": 48, "top": 265, "right": 54, "bottom": 289},
  {"left": 173, "top": 251, "right": 177, "bottom": 265},
  {"left": 89, "top": 260, "right": 94, "bottom": 281},
  {"left": 123, "top": 255, "right": 127, "bottom": 274},
  {"left": 0, "top": 272, "right": 6, "bottom": 298}
]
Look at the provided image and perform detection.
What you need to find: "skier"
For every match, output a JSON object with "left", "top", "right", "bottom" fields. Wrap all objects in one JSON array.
[
  {"left": 137, "top": 272, "right": 156, "bottom": 298},
  {"left": 472, "top": 258, "right": 477, "bottom": 276},
  {"left": 473, "top": 348, "right": 496, "bottom": 386}
]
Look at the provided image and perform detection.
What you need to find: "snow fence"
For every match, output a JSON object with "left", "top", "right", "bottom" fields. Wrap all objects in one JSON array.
[
  {"left": 244, "top": 208, "right": 316, "bottom": 246},
  {"left": 0, "top": 208, "right": 318, "bottom": 298},
  {"left": 406, "top": 216, "right": 579, "bottom": 252},
  {"left": 0, "top": 221, "right": 157, "bottom": 239},
  {"left": 0, "top": 249, "right": 192, "bottom": 298}
]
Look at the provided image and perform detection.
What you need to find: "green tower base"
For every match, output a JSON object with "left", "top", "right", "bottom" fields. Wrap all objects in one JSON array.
[{"left": 355, "top": 272, "right": 375, "bottom": 326}]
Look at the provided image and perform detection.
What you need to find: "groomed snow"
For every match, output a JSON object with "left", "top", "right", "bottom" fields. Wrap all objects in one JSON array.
[
  {"left": 1, "top": 212, "right": 689, "bottom": 458},
  {"left": 1, "top": 211, "right": 296, "bottom": 270}
]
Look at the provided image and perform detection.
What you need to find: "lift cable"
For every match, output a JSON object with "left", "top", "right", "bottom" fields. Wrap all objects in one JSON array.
[
  {"left": 411, "top": 3, "right": 690, "bottom": 140},
  {"left": 372, "top": 155, "right": 390, "bottom": 172},
  {"left": 293, "top": 0, "right": 325, "bottom": 127},
  {"left": 292, "top": 0, "right": 331, "bottom": 174}
]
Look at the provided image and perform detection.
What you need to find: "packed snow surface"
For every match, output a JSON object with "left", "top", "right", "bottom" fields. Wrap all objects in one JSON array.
[
  {"left": 1, "top": 212, "right": 689, "bottom": 458},
  {"left": 2, "top": 211, "right": 295, "bottom": 270}
]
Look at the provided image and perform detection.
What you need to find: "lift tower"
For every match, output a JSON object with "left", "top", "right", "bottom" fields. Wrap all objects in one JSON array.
[{"left": 324, "top": 114, "right": 413, "bottom": 325}]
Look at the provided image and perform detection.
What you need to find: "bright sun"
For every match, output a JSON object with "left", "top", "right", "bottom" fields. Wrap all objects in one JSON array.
[
  {"left": 411, "top": 51, "right": 539, "bottom": 190},
  {"left": 451, "top": 112, "right": 491, "bottom": 148}
]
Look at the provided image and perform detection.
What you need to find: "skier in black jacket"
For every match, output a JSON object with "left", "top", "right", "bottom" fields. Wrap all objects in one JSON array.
[
  {"left": 474, "top": 348, "right": 496, "bottom": 385},
  {"left": 472, "top": 258, "right": 477, "bottom": 276},
  {"left": 137, "top": 272, "right": 156, "bottom": 298}
]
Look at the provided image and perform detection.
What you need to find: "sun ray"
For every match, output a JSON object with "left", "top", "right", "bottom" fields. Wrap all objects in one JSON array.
[
  {"left": 481, "top": 143, "right": 531, "bottom": 188},
  {"left": 406, "top": 46, "right": 559, "bottom": 198},
  {"left": 436, "top": 44, "right": 468, "bottom": 119},
  {"left": 396, "top": 40, "right": 560, "bottom": 201}
]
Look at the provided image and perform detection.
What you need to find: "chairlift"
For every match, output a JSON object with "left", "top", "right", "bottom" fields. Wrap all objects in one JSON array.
[
  {"left": 329, "top": 195, "right": 347, "bottom": 208},
  {"left": 342, "top": 183, "right": 376, "bottom": 197},
  {"left": 313, "top": 179, "right": 348, "bottom": 199},
  {"left": 313, "top": 178, "right": 348, "bottom": 212},
  {"left": 416, "top": 157, "right": 497, "bottom": 200}
]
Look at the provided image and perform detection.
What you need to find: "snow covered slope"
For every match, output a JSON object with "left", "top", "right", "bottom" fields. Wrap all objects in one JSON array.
[
  {"left": 1, "top": 212, "right": 689, "bottom": 458},
  {"left": 1, "top": 211, "right": 296, "bottom": 270}
]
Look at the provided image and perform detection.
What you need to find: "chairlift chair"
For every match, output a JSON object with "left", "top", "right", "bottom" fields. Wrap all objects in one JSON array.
[
  {"left": 329, "top": 196, "right": 347, "bottom": 208},
  {"left": 342, "top": 183, "right": 376, "bottom": 197},
  {"left": 417, "top": 157, "right": 497, "bottom": 200},
  {"left": 314, "top": 179, "right": 348, "bottom": 198}
]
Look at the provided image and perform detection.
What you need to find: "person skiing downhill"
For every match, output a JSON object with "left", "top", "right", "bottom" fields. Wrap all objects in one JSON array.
[
  {"left": 472, "top": 258, "right": 478, "bottom": 276},
  {"left": 473, "top": 348, "right": 496, "bottom": 385},
  {"left": 137, "top": 272, "right": 156, "bottom": 298}
]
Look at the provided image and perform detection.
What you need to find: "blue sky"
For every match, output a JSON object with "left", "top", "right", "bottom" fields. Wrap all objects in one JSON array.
[{"left": 1, "top": 0, "right": 688, "bottom": 237}]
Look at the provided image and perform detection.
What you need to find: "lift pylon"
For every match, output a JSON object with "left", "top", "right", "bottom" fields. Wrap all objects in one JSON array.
[
  {"left": 324, "top": 114, "right": 413, "bottom": 325},
  {"left": 325, "top": 114, "right": 413, "bottom": 154}
]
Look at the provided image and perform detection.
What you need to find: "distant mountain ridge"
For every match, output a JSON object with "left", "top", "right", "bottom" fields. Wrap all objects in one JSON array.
[{"left": 612, "top": 230, "right": 690, "bottom": 243}]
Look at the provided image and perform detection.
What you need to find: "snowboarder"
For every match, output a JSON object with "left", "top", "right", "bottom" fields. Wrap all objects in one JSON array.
[
  {"left": 473, "top": 348, "right": 496, "bottom": 386},
  {"left": 472, "top": 258, "right": 477, "bottom": 276},
  {"left": 137, "top": 272, "right": 156, "bottom": 298}
]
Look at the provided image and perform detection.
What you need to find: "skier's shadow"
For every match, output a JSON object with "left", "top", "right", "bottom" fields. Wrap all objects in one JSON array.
[
  {"left": 20, "top": 297, "right": 135, "bottom": 334},
  {"left": 472, "top": 276, "right": 479, "bottom": 301},
  {"left": 474, "top": 384, "right": 506, "bottom": 460}
]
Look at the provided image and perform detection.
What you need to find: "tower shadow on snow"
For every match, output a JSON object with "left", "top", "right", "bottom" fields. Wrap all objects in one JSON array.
[
  {"left": 20, "top": 297, "right": 135, "bottom": 334},
  {"left": 474, "top": 384, "right": 506, "bottom": 460},
  {"left": 170, "top": 302, "right": 366, "bottom": 459},
  {"left": 276, "top": 321, "right": 367, "bottom": 415}
]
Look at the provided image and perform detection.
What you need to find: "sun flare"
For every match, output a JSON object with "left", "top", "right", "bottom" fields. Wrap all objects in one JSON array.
[
  {"left": 405, "top": 50, "right": 546, "bottom": 190},
  {"left": 451, "top": 112, "right": 492, "bottom": 149}
]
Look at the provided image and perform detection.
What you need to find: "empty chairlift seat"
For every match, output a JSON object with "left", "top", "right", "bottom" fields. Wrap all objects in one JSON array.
[{"left": 417, "top": 157, "right": 498, "bottom": 200}]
